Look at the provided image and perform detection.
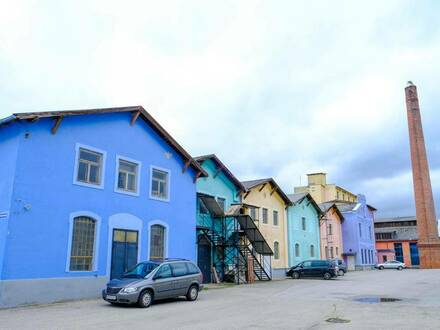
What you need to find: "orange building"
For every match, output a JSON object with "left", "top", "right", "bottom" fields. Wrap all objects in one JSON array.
[{"left": 374, "top": 216, "right": 419, "bottom": 267}]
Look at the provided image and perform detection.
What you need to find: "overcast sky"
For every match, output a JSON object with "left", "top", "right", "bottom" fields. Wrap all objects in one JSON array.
[{"left": 1, "top": 1, "right": 439, "bottom": 219}]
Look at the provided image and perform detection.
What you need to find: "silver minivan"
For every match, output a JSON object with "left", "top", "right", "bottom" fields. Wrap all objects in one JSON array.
[{"left": 102, "top": 259, "right": 204, "bottom": 308}]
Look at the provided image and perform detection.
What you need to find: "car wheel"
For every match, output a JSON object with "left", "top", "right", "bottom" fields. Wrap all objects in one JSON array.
[
  {"left": 379, "top": 266, "right": 384, "bottom": 270},
  {"left": 323, "top": 272, "right": 332, "bottom": 280},
  {"left": 138, "top": 290, "right": 153, "bottom": 308},
  {"left": 397, "top": 266, "right": 403, "bottom": 271},
  {"left": 291, "top": 272, "right": 300, "bottom": 279},
  {"left": 186, "top": 285, "right": 199, "bottom": 301},
  {"left": 338, "top": 270, "right": 345, "bottom": 276}
]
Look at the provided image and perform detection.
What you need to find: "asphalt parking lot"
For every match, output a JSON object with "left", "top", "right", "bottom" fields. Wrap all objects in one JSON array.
[{"left": 1, "top": 269, "right": 439, "bottom": 330}]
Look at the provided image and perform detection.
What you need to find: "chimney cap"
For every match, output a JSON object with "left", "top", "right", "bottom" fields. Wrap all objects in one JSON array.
[{"left": 407, "top": 81, "right": 415, "bottom": 87}]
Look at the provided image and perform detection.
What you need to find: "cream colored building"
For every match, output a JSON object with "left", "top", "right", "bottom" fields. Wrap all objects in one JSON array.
[
  {"left": 294, "top": 173, "right": 357, "bottom": 204},
  {"left": 241, "top": 178, "right": 292, "bottom": 274}
]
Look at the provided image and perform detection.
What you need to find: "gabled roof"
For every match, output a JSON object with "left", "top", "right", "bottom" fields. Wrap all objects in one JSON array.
[
  {"left": 331, "top": 201, "right": 377, "bottom": 213},
  {"left": 1, "top": 106, "right": 207, "bottom": 177},
  {"left": 241, "top": 178, "right": 292, "bottom": 206},
  {"left": 318, "top": 202, "right": 344, "bottom": 221},
  {"left": 194, "top": 154, "right": 245, "bottom": 192},
  {"left": 287, "top": 193, "right": 322, "bottom": 215}
]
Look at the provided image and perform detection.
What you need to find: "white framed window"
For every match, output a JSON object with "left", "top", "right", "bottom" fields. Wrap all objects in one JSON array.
[
  {"left": 66, "top": 211, "right": 101, "bottom": 272},
  {"left": 73, "top": 144, "right": 106, "bottom": 189},
  {"left": 150, "top": 166, "right": 171, "bottom": 201},
  {"left": 273, "top": 210, "right": 279, "bottom": 226},
  {"left": 273, "top": 241, "right": 280, "bottom": 260},
  {"left": 115, "top": 156, "right": 141, "bottom": 196}
]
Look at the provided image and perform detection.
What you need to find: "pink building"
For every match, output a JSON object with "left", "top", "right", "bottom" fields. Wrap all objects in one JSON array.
[{"left": 319, "top": 203, "right": 344, "bottom": 259}]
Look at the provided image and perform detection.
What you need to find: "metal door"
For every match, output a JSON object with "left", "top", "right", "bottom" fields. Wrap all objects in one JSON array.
[
  {"left": 110, "top": 229, "right": 139, "bottom": 279},
  {"left": 410, "top": 242, "right": 420, "bottom": 266},
  {"left": 197, "top": 238, "right": 212, "bottom": 283}
]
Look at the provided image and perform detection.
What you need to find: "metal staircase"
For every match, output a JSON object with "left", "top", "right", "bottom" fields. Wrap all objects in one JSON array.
[{"left": 197, "top": 210, "right": 273, "bottom": 284}]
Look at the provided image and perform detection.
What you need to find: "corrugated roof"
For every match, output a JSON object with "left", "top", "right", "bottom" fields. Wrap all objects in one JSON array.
[
  {"left": 374, "top": 216, "right": 417, "bottom": 223},
  {"left": 1, "top": 106, "right": 207, "bottom": 177},
  {"left": 194, "top": 154, "right": 245, "bottom": 192}
]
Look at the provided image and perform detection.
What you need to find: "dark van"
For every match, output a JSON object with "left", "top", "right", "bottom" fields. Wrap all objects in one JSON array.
[{"left": 286, "top": 260, "right": 338, "bottom": 280}]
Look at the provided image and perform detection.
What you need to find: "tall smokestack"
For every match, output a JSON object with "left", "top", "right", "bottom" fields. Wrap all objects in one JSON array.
[{"left": 405, "top": 82, "right": 440, "bottom": 268}]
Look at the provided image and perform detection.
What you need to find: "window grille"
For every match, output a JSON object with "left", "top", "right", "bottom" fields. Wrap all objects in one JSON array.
[{"left": 70, "top": 216, "right": 96, "bottom": 271}]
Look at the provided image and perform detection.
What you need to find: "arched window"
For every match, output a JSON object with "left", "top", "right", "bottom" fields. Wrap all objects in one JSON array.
[
  {"left": 273, "top": 241, "right": 280, "bottom": 260},
  {"left": 330, "top": 247, "right": 334, "bottom": 258},
  {"left": 150, "top": 224, "right": 166, "bottom": 260},
  {"left": 336, "top": 247, "right": 339, "bottom": 257},
  {"left": 70, "top": 216, "right": 96, "bottom": 271},
  {"left": 325, "top": 246, "right": 329, "bottom": 259},
  {"left": 295, "top": 243, "right": 300, "bottom": 257},
  {"left": 310, "top": 245, "right": 315, "bottom": 258},
  {"left": 328, "top": 224, "right": 333, "bottom": 235}
]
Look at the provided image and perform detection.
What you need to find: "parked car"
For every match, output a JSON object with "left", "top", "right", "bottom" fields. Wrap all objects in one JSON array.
[
  {"left": 375, "top": 260, "right": 406, "bottom": 270},
  {"left": 331, "top": 259, "right": 347, "bottom": 276},
  {"left": 102, "top": 259, "right": 204, "bottom": 308},
  {"left": 286, "top": 260, "right": 339, "bottom": 280}
]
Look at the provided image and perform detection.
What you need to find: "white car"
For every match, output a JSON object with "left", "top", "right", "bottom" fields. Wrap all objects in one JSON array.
[{"left": 375, "top": 260, "right": 406, "bottom": 270}]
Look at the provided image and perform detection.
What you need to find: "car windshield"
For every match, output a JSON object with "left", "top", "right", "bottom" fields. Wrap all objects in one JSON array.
[{"left": 122, "top": 262, "right": 159, "bottom": 278}]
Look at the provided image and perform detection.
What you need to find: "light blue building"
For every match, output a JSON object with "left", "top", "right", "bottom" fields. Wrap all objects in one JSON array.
[
  {"left": 0, "top": 106, "right": 206, "bottom": 307},
  {"left": 337, "top": 194, "right": 377, "bottom": 270},
  {"left": 287, "top": 193, "right": 322, "bottom": 267},
  {"left": 195, "top": 155, "right": 273, "bottom": 284}
]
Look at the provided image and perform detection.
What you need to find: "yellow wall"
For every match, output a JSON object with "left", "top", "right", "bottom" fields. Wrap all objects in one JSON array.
[
  {"left": 294, "top": 182, "right": 357, "bottom": 204},
  {"left": 242, "top": 184, "right": 289, "bottom": 269}
]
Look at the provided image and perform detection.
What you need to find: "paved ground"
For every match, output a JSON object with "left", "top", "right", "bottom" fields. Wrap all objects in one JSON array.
[{"left": 1, "top": 269, "right": 440, "bottom": 329}]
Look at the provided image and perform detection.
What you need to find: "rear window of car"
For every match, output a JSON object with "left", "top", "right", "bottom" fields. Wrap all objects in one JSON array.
[
  {"left": 171, "top": 262, "right": 188, "bottom": 277},
  {"left": 186, "top": 262, "right": 200, "bottom": 274}
]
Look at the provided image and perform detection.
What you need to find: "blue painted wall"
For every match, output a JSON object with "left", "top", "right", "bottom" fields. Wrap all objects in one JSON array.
[
  {"left": 196, "top": 158, "right": 240, "bottom": 225},
  {"left": 0, "top": 124, "right": 21, "bottom": 278},
  {"left": 287, "top": 197, "right": 321, "bottom": 267},
  {"left": 0, "top": 112, "right": 198, "bottom": 280},
  {"left": 341, "top": 194, "right": 376, "bottom": 266}
]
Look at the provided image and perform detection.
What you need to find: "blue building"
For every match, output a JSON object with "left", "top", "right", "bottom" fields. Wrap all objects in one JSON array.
[
  {"left": 195, "top": 155, "right": 273, "bottom": 284},
  {"left": 337, "top": 194, "right": 377, "bottom": 270},
  {"left": 0, "top": 106, "right": 206, "bottom": 307},
  {"left": 286, "top": 193, "right": 322, "bottom": 267}
]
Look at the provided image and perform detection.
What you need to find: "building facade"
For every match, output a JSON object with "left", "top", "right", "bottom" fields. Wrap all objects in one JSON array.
[
  {"left": 319, "top": 203, "right": 344, "bottom": 260},
  {"left": 286, "top": 193, "right": 322, "bottom": 267},
  {"left": 194, "top": 155, "right": 244, "bottom": 283},
  {"left": 241, "top": 179, "right": 292, "bottom": 277},
  {"left": 294, "top": 173, "right": 357, "bottom": 204},
  {"left": 337, "top": 195, "right": 377, "bottom": 271},
  {"left": 374, "top": 216, "right": 419, "bottom": 267},
  {"left": 0, "top": 107, "right": 206, "bottom": 307}
]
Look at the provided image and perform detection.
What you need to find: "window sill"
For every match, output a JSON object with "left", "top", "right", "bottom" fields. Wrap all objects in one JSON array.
[
  {"left": 115, "top": 189, "right": 140, "bottom": 197},
  {"left": 73, "top": 181, "right": 104, "bottom": 190},
  {"left": 149, "top": 195, "right": 170, "bottom": 203}
]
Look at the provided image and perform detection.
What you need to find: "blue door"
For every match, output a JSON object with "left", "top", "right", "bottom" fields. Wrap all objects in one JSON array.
[
  {"left": 410, "top": 242, "right": 420, "bottom": 266},
  {"left": 111, "top": 229, "right": 139, "bottom": 279},
  {"left": 197, "top": 236, "right": 212, "bottom": 283},
  {"left": 394, "top": 243, "right": 403, "bottom": 263}
]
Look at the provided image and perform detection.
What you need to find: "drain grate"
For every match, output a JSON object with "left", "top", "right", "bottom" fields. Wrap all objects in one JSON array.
[{"left": 326, "top": 317, "right": 351, "bottom": 324}]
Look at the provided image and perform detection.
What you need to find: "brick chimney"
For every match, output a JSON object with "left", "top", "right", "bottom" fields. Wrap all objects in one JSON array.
[{"left": 405, "top": 82, "right": 440, "bottom": 268}]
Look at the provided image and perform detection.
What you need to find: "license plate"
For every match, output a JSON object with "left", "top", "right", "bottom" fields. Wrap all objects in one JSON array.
[{"left": 106, "top": 295, "right": 117, "bottom": 301}]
